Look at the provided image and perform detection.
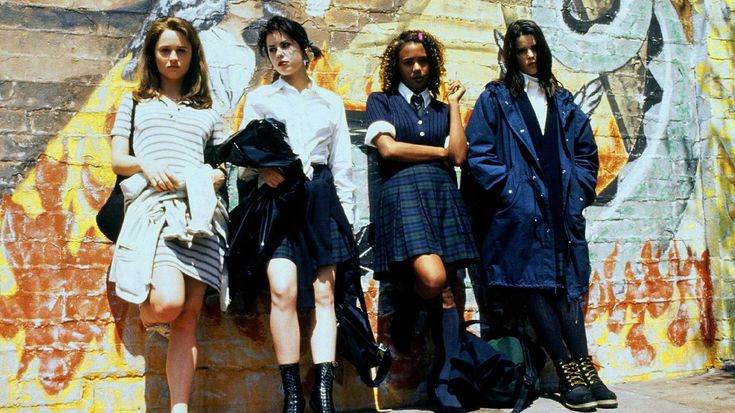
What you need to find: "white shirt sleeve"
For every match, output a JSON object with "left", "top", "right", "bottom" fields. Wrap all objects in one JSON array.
[
  {"left": 364, "top": 120, "right": 396, "bottom": 148},
  {"left": 328, "top": 100, "right": 356, "bottom": 225}
]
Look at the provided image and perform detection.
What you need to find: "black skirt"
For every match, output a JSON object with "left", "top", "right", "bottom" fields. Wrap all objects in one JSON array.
[{"left": 270, "top": 165, "right": 355, "bottom": 308}]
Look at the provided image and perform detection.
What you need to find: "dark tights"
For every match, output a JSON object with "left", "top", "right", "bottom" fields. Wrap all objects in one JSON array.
[{"left": 526, "top": 290, "right": 589, "bottom": 363}]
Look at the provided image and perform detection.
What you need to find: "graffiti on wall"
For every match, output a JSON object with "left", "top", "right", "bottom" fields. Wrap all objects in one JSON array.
[{"left": 0, "top": 0, "right": 731, "bottom": 409}]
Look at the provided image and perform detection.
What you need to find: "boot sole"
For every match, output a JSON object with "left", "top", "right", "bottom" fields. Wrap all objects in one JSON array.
[
  {"left": 596, "top": 399, "right": 618, "bottom": 408},
  {"left": 563, "top": 400, "right": 598, "bottom": 412}
]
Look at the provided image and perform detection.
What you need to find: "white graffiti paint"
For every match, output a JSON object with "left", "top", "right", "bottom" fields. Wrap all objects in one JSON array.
[
  {"left": 532, "top": 0, "right": 653, "bottom": 73},
  {"left": 306, "top": 0, "right": 331, "bottom": 16}
]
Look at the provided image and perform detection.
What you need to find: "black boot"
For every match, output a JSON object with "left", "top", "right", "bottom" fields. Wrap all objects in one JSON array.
[
  {"left": 279, "top": 363, "right": 305, "bottom": 413},
  {"left": 577, "top": 356, "right": 618, "bottom": 409},
  {"left": 432, "top": 307, "right": 465, "bottom": 413},
  {"left": 309, "top": 362, "right": 336, "bottom": 413},
  {"left": 557, "top": 359, "right": 597, "bottom": 412}
]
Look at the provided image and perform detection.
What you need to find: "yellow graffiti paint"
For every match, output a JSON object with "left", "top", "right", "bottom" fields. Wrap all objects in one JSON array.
[{"left": 9, "top": 57, "right": 135, "bottom": 255}]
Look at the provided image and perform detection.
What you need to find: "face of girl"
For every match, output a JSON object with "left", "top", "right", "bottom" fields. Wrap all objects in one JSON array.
[
  {"left": 514, "top": 34, "right": 538, "bottom": 76},
  {"left": 398, "top": 41, "right": 430, "bottom": 93},
  {"left": 155, "top": 29, "right": 192, "bottom": 83},
  {"left": 266, "top": 30, "right": 306, "bottom": 79}
]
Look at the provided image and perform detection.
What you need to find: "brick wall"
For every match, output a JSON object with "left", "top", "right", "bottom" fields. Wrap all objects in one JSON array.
[{"left": 0, "top": 0, "right": 733, "bottom": 411}]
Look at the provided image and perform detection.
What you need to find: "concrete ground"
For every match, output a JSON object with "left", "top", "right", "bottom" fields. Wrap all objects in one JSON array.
[{"left": 368, "top": 368, "right": 735, "bottom": 413}]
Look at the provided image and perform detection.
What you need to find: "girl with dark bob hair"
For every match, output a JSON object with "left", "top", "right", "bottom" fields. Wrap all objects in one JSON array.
[
  {"left": 365, "top": 30, "right": 478, "bottom": 412},
  {"left": 238, "top": 15, "right": 356, "bottom": 413},
  {"left": 109, "top": 16, "right": 228, "bottom": 413}
]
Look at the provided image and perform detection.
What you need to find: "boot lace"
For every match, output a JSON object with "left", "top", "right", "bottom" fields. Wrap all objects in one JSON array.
[
  {"left": 578, "top": 357, "right": 602, "bottom": 385},
  {"left": 559, "top": 360, "right": 587, "bottom": 387}
]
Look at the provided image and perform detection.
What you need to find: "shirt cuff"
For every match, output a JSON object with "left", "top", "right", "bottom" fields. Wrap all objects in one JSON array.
[{"left": 365, "top": 120, "right": 396, "bottom": 147}]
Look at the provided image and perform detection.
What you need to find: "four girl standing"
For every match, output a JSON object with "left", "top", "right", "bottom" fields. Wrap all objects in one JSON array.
[{"left": 108, "top": 13, "right": 613, "bottom": 413}]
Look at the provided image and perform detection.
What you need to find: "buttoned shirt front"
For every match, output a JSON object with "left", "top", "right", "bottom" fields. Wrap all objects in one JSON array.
[{"left": 241, "top": 78, "right": 356, "bottom": 223}]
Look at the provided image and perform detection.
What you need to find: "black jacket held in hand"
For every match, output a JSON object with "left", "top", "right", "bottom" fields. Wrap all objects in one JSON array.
[{"left": 214, "top": 118, "right": 306, "bottom": 313}]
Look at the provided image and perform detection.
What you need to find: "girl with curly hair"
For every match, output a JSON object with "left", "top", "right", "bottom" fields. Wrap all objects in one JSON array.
[{"left": 364, "top": 30, "right": 477, "bottom": 412}]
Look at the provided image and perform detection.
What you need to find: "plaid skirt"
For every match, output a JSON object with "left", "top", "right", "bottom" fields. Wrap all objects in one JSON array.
[
  {"left": 271, "top": 165, "right": 355, "bottom": 308},
  {"left": 373, "top": 163, "right": 478, "bottom": 277}
]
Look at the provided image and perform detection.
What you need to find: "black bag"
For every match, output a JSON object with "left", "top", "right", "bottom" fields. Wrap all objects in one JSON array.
[
  {"left": 96, "top": 99, "right": 137, "bottom": 242},
  {"left": 449, "top": 321, "right": 545, "bottom": 412},
  {"left": 335, "top": 261, "right": 392, "bottom": 387}
]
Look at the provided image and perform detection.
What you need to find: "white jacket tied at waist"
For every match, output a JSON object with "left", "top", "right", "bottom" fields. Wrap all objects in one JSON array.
[{"left": 108, "top": 164, "right": 230, "bottom": 310}]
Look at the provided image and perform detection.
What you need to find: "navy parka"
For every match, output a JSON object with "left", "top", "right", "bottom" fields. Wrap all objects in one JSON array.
[{"left": 464, "top": 82, "right": 599, "bottom": 300}]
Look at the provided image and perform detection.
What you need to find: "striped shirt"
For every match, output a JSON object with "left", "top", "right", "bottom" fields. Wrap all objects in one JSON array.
[{"left": 111, "top": 93, "right": 227, "bottom": 290}]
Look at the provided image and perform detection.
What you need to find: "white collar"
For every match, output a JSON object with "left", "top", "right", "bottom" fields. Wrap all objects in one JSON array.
[
  {"left": 266, "top": 77, "right": 329, "bottom": 101},
  {"left": 398, "top": 82, "right": 430, "bottom": 108},
  {"left": 521, "top": 73, "right": 541, "bottom": 94}
]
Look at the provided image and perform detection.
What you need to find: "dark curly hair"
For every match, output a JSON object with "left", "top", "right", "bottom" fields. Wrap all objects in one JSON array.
[{"left": 378, "top": 30, "right": 445, "bottom": 97}]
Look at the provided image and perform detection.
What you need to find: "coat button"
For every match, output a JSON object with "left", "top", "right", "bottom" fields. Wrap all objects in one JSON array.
[
  {"left": 562, "top": 169, "right": 566, "bottom": 174},
  {"left": 579, "top": 197, "right": 584, "bottom": 201},
  {"left": 540, "top": 193, "right": 544, "bottom": 197},
  {"left": 532, "top": 175, "right": 537, "bottom": 180},
  {"left": 534, "top": 218, "right": 538, "bottom": 223},
  {"left": 508, "top": 189, "right": 513, "bottom": 194},
  {"left": 520, "top": 128, "right": 525, "bottom": 133},
  {"left": 419, "top": 131, "right": 425, "bottom": 136}
]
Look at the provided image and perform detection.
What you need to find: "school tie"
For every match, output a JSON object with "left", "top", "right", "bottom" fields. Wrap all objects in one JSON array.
[{"left": 411, "top": 94, "right": 425, "bottom": 117}]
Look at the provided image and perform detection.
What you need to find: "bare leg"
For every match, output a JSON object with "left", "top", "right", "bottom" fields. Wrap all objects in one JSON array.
[
  {"left": 137, "top": 265, "right": 206, "bottom": 413},
  {"left": 168, "top": 277, "right": 207, "bottom": 413},
  {"left": 139, "top": 265, "right": 186, "bottom": 325},
  {"left": 310, "top": 265, "right": 336, "bottom": 363},
  {"left": 267, "top": 258, "right": 300, "bottom": 364}
]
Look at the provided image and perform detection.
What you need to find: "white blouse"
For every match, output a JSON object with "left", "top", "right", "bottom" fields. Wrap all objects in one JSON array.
[
  {"left": 241, "top": 78, "right": 356, "bottom": 224},
  {"left": 522, "top": 73, "right": 548, "bottom": 134}
]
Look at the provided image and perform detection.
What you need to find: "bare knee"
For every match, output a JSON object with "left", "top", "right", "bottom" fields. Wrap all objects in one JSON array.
[
  {"left": 313, "top": 265, "right": 335, "bottom": 309},
  {"left": 268, "top": 259, "right": 298, "bottom": 312},
  {"left": 170, "top": 297, "right": 203, "bottom": 332},
  {"left": 412, "top": 256, "right": 447, "bottom": 299},
  {"left": 313, "top": 278, "right": 334, "bottom": 309},
  {"left": 149, "top": 294, "right": 185, "bottom": 323}
]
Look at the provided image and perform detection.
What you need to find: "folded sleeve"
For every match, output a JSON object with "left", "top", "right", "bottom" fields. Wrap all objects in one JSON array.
[{"left": 364, "top": 92, "right": 395, "bottom": 147}]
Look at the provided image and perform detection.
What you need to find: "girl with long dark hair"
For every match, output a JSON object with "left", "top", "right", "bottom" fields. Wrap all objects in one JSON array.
[{"left": 465, "top": 19, "right": 617, "bottom": 412}]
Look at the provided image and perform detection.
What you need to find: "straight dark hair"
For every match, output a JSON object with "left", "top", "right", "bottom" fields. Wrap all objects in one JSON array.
[
  {"left": 257, "top": 15, "right": 323, "bottom": 81},
  {"left": 501, "top": 19, "right": 561, "bottom": 98},
  {"left": 133, "top": 17, "right": 212, "bottom": 108}
]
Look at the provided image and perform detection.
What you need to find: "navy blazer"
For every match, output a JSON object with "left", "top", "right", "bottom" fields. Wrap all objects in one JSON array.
[{"left": 464, "top": 81, "right": 599, "bottom": 299}]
